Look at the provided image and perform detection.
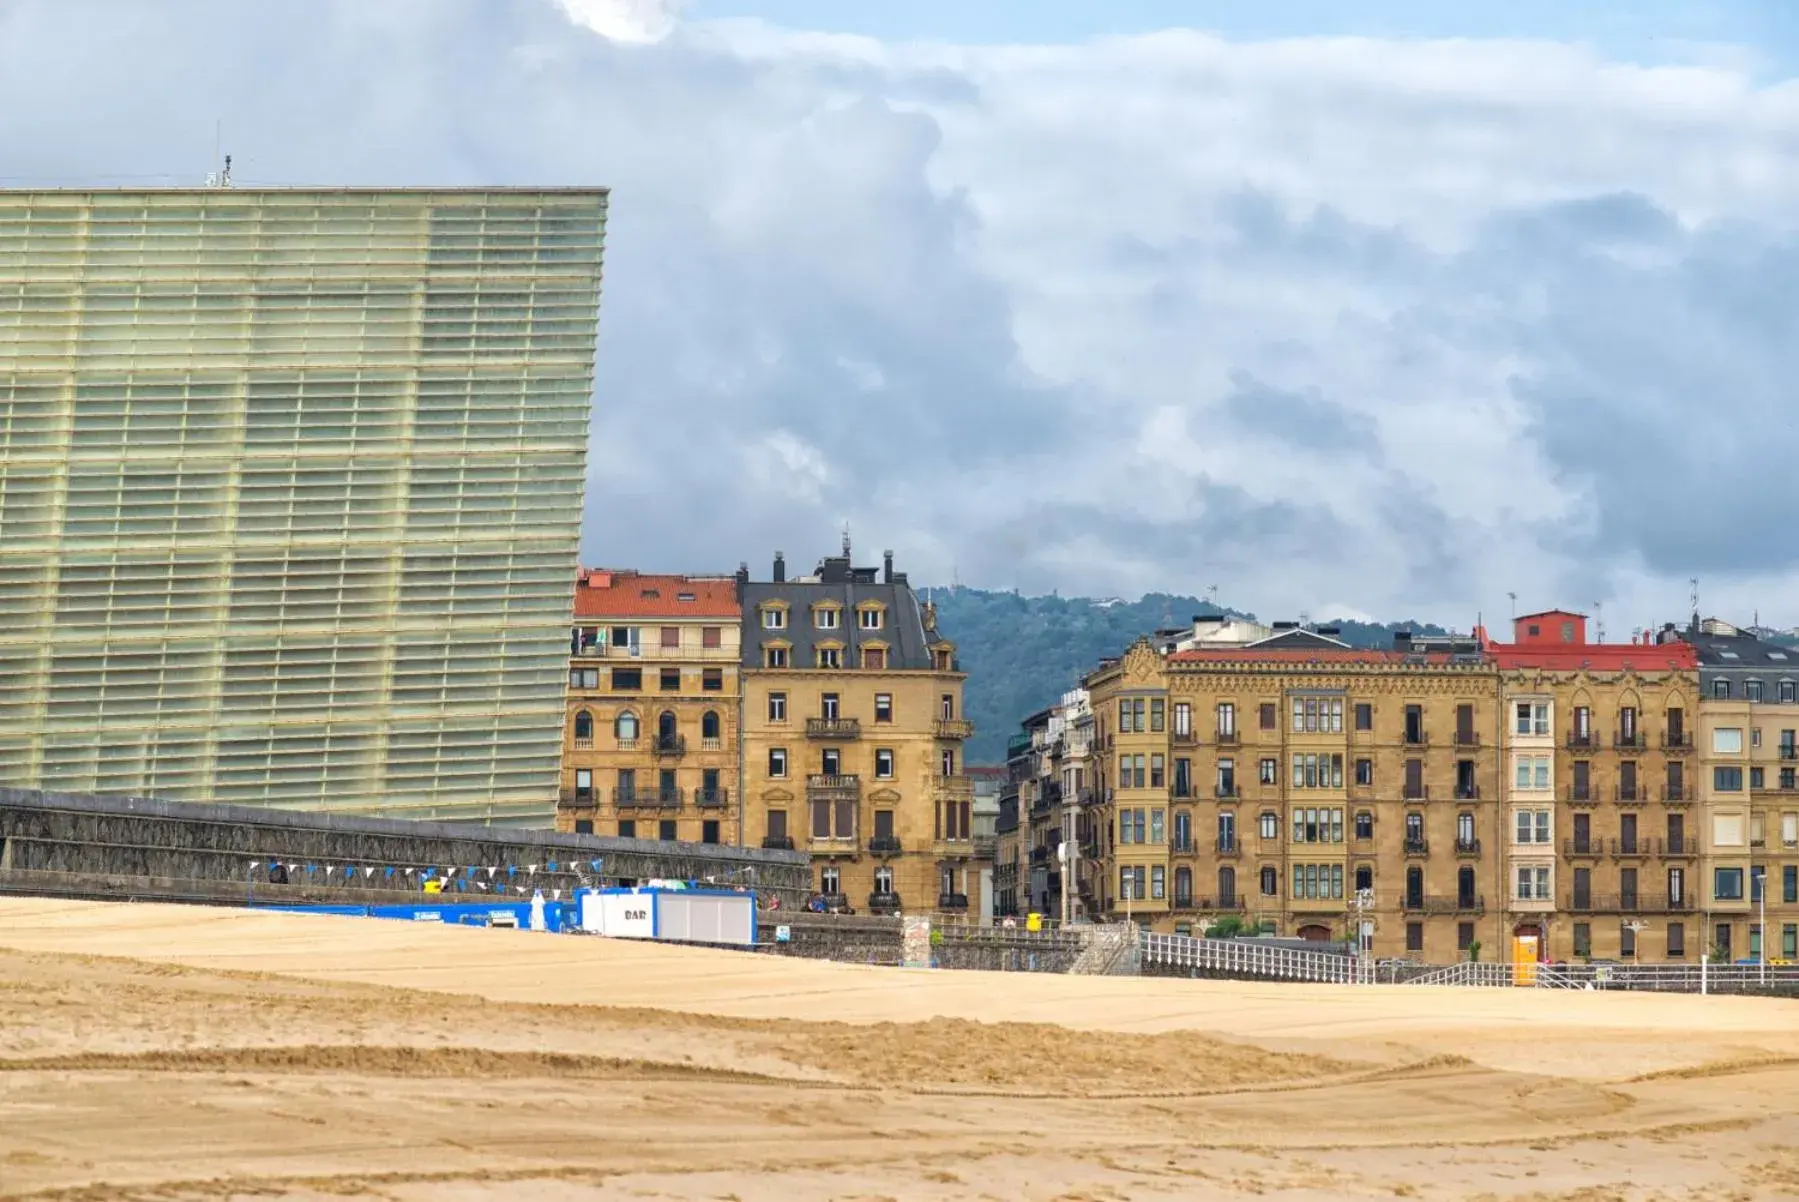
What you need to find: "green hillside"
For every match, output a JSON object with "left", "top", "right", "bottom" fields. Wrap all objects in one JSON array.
[{"left": 928, "top": 587, "right": 1452, "bottom": 766}]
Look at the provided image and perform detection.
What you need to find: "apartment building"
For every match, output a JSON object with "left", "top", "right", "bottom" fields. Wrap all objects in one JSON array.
[
  {"left": 1081, "top": 621, "right": 1504, "bottom": 960},
  {"left": 1681, "top": 618, "right": 1799, "bottom": 962},
  {"left": 556, "top": 570, "right": 741, "bottom": 845},
  {"left": 738, "top": 548, "right": 976, "bottom": 914},
  {"left": 1490, "top": 612, "right": 1700, "bottom": 963},
  {"left": 0, "top": 187, "right": 607, "bottom": 822}
]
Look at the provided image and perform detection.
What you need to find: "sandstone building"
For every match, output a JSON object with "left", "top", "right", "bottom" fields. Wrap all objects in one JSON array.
[
  {"left": 737, "top": 547, "right": 973, "bottom": 914},
  {"left": 556, "top": 569, "right": 741, "bottom": 845}
]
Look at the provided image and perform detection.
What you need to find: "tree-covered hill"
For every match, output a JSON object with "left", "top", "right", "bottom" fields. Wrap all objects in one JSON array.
[{"left": 927, "top": 587, "right": 1452, "bottom": 766}]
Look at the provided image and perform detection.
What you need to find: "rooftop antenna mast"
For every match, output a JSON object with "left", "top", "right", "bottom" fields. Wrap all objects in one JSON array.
[
  {"left": 841, "top": 523, "right": 851, "bottom": 560},
  {"left": 1207, "top": 584, "right": 1219, "bottom": 613},
  {"left": 1507, "top": 591, "right": 1517, "bottom": 620},
  {"left": 1593, "top": 600, "right": 1604, "bottom": 644},
  {"left": 1690, "top": 577, "right": 1700, "bottom": 627}
]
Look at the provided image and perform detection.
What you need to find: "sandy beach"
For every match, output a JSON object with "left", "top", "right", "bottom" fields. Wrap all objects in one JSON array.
[{"left": 1, "top": 897, "right": 1796, "bottom": 1201}]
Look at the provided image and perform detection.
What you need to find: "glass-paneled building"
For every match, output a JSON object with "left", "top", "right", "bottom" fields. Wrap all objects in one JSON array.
[{"left": 0, "top": 187, "right": 607, "bottom": 823}]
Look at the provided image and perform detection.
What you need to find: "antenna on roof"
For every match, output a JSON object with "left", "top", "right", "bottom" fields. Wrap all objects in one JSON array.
[
  {"left": 1690, "top": 577, "right": 1699, "bottom": 623},
  {"left": 1593, "top": 600, "right": 1603, "bottom": 644},
  {"left": 841, "top": 522, "right": 851, "bottom": 559},
  {"left": 1207, "top": 584, "right": 1218, "bottom": 612},
  {"left": 1507, "top": 591, "right": 1517, "bottom": 620}
]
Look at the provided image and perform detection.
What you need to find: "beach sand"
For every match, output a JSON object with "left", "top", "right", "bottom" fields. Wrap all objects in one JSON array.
[{"left": 1, "top": 897, "right": 1796, "bottom": 1200}]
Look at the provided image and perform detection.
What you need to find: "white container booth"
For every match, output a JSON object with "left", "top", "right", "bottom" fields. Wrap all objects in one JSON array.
[{"left": 577, "top": 884, "right": 757, "bottom": 947}]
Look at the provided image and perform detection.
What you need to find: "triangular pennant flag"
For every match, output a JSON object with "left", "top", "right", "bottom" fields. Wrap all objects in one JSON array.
[
  {"left": 551, "top": 889, "right": 561, "bottom": 900},
  {"left": 475, "top": 881, "right": 488, "bottom": 891},
  {"left": 527, "top": 865, "right": 538, "bottom": 874},
  {"left": 247, "top": 859, "right": 260, "bottom": 869},
  {"left": 365, "top": 867, "right": 376, "bottom": 878},
  {"left": 447, "top": 867, "right": 457, "bottom": 877}
]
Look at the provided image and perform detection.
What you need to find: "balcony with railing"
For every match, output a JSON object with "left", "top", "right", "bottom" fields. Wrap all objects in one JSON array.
[
  {"left": 868, "top": 835, "right": 902, "bottom": 856},
  {"left": 1614, "top": 730, "right": 1646, "bottom": 750},
  {"left": 1563, "top": 892, "right": 1694, "bottom": 914},
  {"left": 1570, "top": 782, "right": 1598, "bottom": 806},
  {"left": 1216, "top": 728, "right": 1242, "bottom": 746},
  {"left": 1214, "top": 837, "right": 1241, "bottom": 858},
  {"left": 1403, "top": 837, "right": 1429, "bottom": 856},
  {"left": 1659, "top": 837, "right": 1698, "bottom": 858},
  {"left": 934, "top": 717, "right": 974, "bottom": 740},
  {"left": 1615, "top": 783, "right": 1645, "bottom": 805},
  {"left": 938, "top": 893, "right": 971, "bottom": 912},
  {"left": 806, "top": 717, "right": 861, "bottom": 740},
  {"left": 695, "top": 787, "right": 730, "bottom": 809},
  {"left": 558, "top": 788, "right": 598, "bottom": 810},
  {"left": 761, "top": 834, "right": 795, "bottom": 850},
  {"left": 807, "top": 774, "right": 861, "bottom": 801},
  {"left": 1403, "top": 784, "right": 1430, "bottom": 802},
  {"left": 868, "top": 891, "right": 902, "bottom": 915},
  {"left": 1454, "top": 836, "right": 1482, "bottom": 856},
  {"left": 1661, "top": 784, "right": 1689, "bottom": 804},
  {"left": 1403, "top": 895, "right": 1485, "bottom": 915},
  {"left": 973, "top": 833, "right": 997, "bottom": 858},
  {"left": 652, "top": 734, "right": 687, "bottom": 759},
  {"left": 1029, "top": 845, "right": 1050, "bottom": 866},
  {"left": 1172, "top": 728, "right": 1199, "bottom": 746},
  {"left": 1454, "top": 783, "right": 1481, "bottom": 800},
  {"left": 1662, "top": 730, "right": 1694, "bottom": 752},
  {"left": 1566, "top": 729, "right": 1597, "bottom": 750},
  {"left": 1215, "top": 784, "right": 1244, "bottom": 800},
  {"left": 938, "top": 775, "right": 975, "bottom": 801},
  {"left": 1562, "top": 836, "right": 1602, "bottom": 857},
  {"left": 1200, "top": 895, "right": 1245, "bottom": 912},
  {"left": 1453, "top": 730, "right": 1482, "bottom": 748}
]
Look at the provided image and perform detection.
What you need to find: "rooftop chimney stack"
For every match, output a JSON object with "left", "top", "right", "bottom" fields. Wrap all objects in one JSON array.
[
  {"left": 883, "top": 550, "right": 894, "bottom": 583},
  {"left": 773, "top": 552, "right": 785, "bottom": 583}
]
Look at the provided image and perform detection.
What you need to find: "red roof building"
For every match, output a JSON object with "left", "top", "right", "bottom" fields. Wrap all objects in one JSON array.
[
  {"left": 1484, "top": 610, "right": 1697, "bottom": 671},
  {"left": 572, "top": 569, "right": 740, "bottom": 621}
]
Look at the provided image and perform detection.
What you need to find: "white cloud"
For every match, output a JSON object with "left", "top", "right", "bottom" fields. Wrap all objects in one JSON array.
[
  {"left": 554, "top": 0, "right": 681, "bottom": 44},
  {"left": 4, "top": 0, "right": 1799, "bottom": 628}
]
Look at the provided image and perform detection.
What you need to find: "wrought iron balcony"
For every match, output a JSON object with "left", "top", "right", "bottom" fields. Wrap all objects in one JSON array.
[
  {"left": 558, "top": 789, "right": 598, "bottom": 809},
  {"left": 1609, "top": 837, "right": 1649, "bottom": 857},
  {"left": 1613, "top": 730, "right": 1646, "bottom": 750},
  {"left": 1454, "top": 836, "right": 1482, "bottom": 855},
  {"left": 1454, "top": 731, "right": 1483, "bottom": 747},
  {"left": 868, "top": 891, "right": 902, "bottom": 915},
  {"left": 1214, "top": 837, "right": 1241, "bottom": 858},
  {"left": 1662, "top": 784, "right": 1688, "bottom": 803},
  {"left": 934, "top": 718, "right": 974, "bottom": 740},
  {"left": 1616, "top": 783, "right": 1645, "bottom": 804},
  {"left": 653, "top": 734, "right": 687, "bottom": 758},
  {"left": 695, "top": 788, "right": 730, "bottom": 809},
  {"left": 1403, "top": 784, "right": 1430, "bottom": 801},
  {"left": 806, "top": 717, "right": 861, "bottom": 740},
  {"left": 1216, "top": 729, "right": 1242, "bottom": 746},
  {"left": 1454, "top": 784, "right": 1481, "bottom": 800},
  {"left": 938, "top": 892, "right": 970, "bottom": 912},
  {"left": 1562, "top": 837, "right": 1602, "bottom": 857},
  {"left": 1663, "top": 731, "right": 1694, "bottom": 752},
  {"left": 868, "top": 835, "right": 902, "bottom": 855},
  {"left": 1403, "top": 837, "right": 1429, "bottom": 856},
  {"left": 1566, "top": 730, "right": 1597, "bottom": 750},
  {"left": 1564, "top": 892, "right": 1694, "bottom": 914},
  {"left": 761, "top": 834, "right": 795, "bottom": 850}
]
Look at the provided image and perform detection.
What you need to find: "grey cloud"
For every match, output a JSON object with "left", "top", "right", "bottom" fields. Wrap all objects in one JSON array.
[{"left": 1215, "top": 370, "right": 1383, "bottom": 459}]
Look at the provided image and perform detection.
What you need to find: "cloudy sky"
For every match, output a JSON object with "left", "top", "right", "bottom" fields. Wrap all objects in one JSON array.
[{"left": 5, "top": 0, "right": 1798, "bottom": 631}]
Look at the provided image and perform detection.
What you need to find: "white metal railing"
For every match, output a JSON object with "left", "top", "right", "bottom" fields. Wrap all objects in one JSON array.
[
  {"left": 1403, "top": 961, "right": 1514, "bottom": 987},
  {"left": 1139, "top": 932, "right": 1370, "bottom": 984}
]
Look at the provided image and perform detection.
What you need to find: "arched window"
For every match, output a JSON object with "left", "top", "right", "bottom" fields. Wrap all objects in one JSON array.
[
  {"left": 615, "top": 711, "right": 639, "bottom": 742},
  {"left": 1457, "top": 865, "right": 1476, "bottom": 905},
  {"left": 1260, "top": 865, "right": 1278, "bottom": 896},
  {"left": 1218, "top": 865, "right": 1237, "bottom": 905},
  {"left": 573, "top": 710, "right": 594, "bottom": 744},
  {"left": 702, "top": 710, "right": 721, "bottom": 739}
]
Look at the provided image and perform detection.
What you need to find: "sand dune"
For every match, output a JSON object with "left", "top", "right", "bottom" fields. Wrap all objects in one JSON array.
[{"left": 1, "top": 898, "right": 1796, "bottom": 1200}]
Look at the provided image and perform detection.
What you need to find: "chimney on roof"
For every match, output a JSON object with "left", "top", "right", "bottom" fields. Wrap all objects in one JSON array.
[
  {"left": 735, "top": 562, "right": 749, "bottom": 588},
  {"left": 883, "top": 549, "right": 894, "bottom": 584},
  {"left": 1394, "top": 631, "right": 1414, "bottom": 652},
  {"left": 773, "top": 552, "right": 785, "bottom": 583}
]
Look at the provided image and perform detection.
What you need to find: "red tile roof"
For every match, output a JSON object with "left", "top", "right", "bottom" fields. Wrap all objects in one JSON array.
[
  {"left": 1169, "top": 648, "right": 1464, "bottom": 665},
  {"left": 1487, "top": 643, "right": 1697, "bottom": 671},
  {"left": 573, "top": 569, "right": 740, "bottom": 620}
]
